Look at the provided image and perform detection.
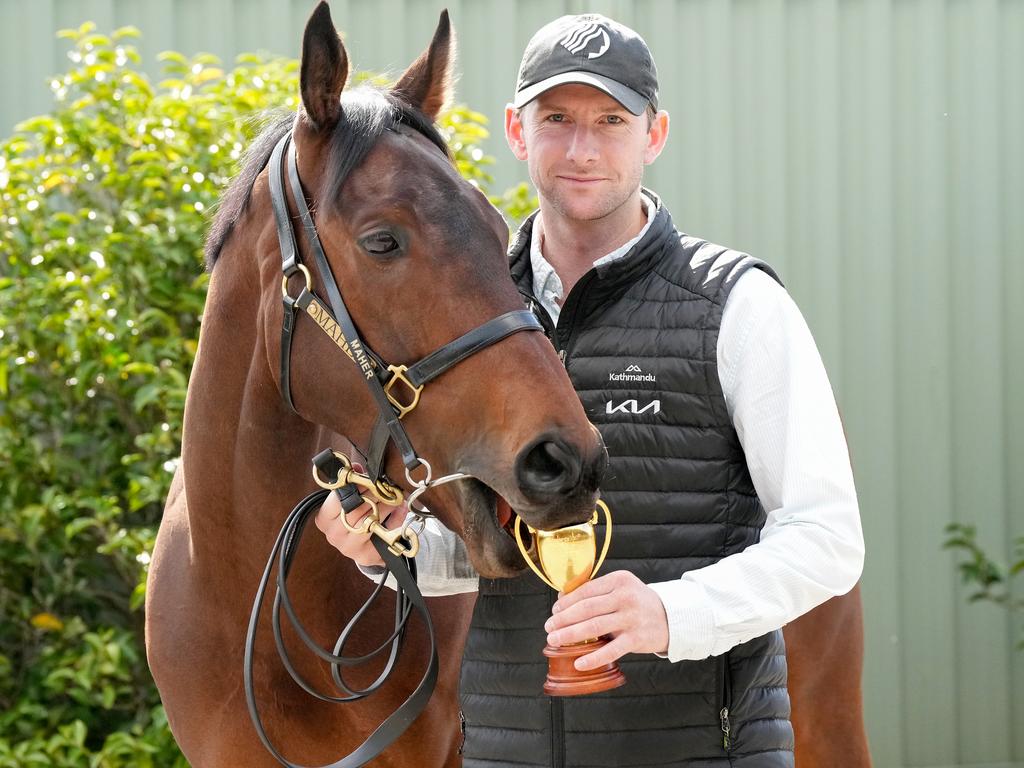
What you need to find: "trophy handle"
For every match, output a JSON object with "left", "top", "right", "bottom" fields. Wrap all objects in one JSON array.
[
  {"left": 590, "top": 500, "right": 612, "bottom": 579},
  {"left": 514, "top": 516, "right": 559, "bottom": 591}
]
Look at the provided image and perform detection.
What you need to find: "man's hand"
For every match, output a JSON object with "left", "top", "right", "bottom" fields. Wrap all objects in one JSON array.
[
  {"left": 315, "top": 491, "right": 409, "bottom": 568},
  {"left": 544, "top": 570, "right": 669, "bottom": 670}
]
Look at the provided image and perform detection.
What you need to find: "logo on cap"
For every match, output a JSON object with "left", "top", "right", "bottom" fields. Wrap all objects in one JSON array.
[{"left": 558, "top": 21, "right": 611, "bottom": 59}]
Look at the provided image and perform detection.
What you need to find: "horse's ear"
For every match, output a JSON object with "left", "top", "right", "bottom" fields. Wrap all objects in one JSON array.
[
  {"left": 392, "top": 9, "right": 454, "bottom": 121},
  {"left": 299, "top": 1, "right": 349, "bottom": 132}
]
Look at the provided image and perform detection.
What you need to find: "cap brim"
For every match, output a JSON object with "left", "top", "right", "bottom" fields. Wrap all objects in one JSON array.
[{"left": 513, "top": 71, "right": 648, "bottom": 116}]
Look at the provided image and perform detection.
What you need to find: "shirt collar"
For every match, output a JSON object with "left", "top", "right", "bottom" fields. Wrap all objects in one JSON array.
[{"left": 530, "top": 192, "right": 657, "bottom": 308}]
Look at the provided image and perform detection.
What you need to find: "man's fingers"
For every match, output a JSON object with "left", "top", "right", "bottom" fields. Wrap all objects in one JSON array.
[
  {"left": 545, "top": 593, "right": 618, "bottom": 634},
  {"left": 552, "top": 573, "right": 618, "bottom": 613},
  {"left": 314, "top": 491, "right": 413, "bottom": 569},
  {"left": 382, "top": 502, "right": 409, "bottom": 530},
  {"left": 575, "top": 635, "right": 632, "bottom": 671},
  {"left": 315, "top": 491, "right": 342, "bottom": 530},
  {"left": 547, "top": 612, "right": 620, "bottom": 647}
]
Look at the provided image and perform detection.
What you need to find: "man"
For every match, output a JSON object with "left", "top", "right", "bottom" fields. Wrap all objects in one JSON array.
[{"left": 317, "top": 13, "right": 864, "bottom": 767}]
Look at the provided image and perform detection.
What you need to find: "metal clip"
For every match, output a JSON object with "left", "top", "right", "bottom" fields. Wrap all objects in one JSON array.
[
  {"left": 384, "top": 364, "right": 423, "bottom": 419},
  {"left": 334, "top": 499, "right": 418, "bottom": 557},
  {"left": 312, "top": 450, "right": 404, "bottom": 507},
  {"left": 281, "top": 263, "right": 312, "bottom": 306},
  {"left": 338, "top": 496, "right": 379, "bottom": 535},
  {"left": 367, "top": 518, "right": 420, "bottom": 558}
]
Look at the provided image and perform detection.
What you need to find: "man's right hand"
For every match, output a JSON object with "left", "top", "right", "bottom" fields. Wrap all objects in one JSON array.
[{"left": 315, "top": 491, "right": 410, "bottom": 568}]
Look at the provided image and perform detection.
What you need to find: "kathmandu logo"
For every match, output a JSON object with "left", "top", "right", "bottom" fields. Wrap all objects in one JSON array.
[
  {"left": 609, "top": 363, "right": 657, "bottom": 383},
  {"left": 559, "top": 21, "right": 611, "bottom": 59},
  {"left": 606, "top": 399, "right": 661, "bottom": 416}
]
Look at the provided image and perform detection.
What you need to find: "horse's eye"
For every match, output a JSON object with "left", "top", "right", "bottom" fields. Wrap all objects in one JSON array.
[{"left": 360, "top": 231, "right": 401, "bottom": 256}]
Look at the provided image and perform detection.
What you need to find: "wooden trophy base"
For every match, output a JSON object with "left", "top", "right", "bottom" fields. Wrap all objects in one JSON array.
[{"left": 542, "top": 637, "right": 627, "bottom": 697}]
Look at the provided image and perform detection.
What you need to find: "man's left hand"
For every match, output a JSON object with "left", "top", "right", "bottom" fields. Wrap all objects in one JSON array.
[{"left": 544, "top": 570, "right": 669, "bottom": 670}]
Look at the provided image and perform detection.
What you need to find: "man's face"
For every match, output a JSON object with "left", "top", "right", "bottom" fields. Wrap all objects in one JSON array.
[{"left": 505, "top": 83, "right": 668, "bottom": 223}]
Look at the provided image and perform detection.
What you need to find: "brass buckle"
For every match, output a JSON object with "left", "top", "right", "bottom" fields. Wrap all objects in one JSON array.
[
  {"left": 281, "top": 264, "right": 312, "bottom": 305},
  {"left": 384, "top": 364, "right": 423, "bottom": 419}
]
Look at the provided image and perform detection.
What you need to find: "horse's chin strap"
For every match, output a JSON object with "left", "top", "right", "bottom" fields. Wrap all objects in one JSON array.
[{"left": 269, "top": 129, "right": 543, "bottom": 488}]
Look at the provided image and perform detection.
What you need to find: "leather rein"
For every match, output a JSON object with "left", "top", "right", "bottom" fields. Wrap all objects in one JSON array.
[{"left": 244, "top": 129, "right": 542, "bottom": 768}]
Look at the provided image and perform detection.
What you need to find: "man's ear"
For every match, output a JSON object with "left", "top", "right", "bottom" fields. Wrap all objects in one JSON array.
[
  {"left": 392, "top": 10, "right": 455, "bottom": 121},
  {"left": 299, "top": 1, "right": 349, "bottom": 132},
  {"left": 505, "top": 104, "right": 528, "bottom": 161},
  {"left": 643, "top": 110, "right": 670, "bottom": 165}
]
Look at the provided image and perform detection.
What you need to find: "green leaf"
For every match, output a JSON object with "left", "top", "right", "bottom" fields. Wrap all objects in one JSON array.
[
  {"left": 112, "top": 26, "right": 141, "bottom": 40},
  {"left": 13, "top": 116, "right": 56, "bottom": 134},
  {"left": 157, "top": 51, "right": 188, "bottom": 66},
  {"left": 81, "top": 34, "right": 112, "bottom": 49}
]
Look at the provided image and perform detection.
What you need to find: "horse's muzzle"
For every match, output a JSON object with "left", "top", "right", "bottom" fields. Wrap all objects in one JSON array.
[{"left": 514, "top": 433, "right": 605, "bottom": 508}]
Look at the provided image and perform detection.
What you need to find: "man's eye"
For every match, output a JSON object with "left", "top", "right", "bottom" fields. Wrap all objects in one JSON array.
[
  {"left": 606, "top": 115, "right": 624, "bottom": 124},
  {"left": 361, "top": 231, "right": 401, "bottom": 256},
  {"left": 547, "top": 114, "right": 566, "bottom": 123}
]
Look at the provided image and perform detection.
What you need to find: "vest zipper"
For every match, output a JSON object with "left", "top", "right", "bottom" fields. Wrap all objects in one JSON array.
[
  {"left": 551, "top": 696, "right": 565, "bottom": 768},
  {"left": 531, "top": 268, "right": 595, "bottom": 768},
  {"left": 457, "top": 709, "right": 466, "bottom": 755},
  {"left": 553, "top": 271, "right": 597, "bottom": 368},
  {"left": 718, "top": 653, "right": 733, "bottom": 752}
]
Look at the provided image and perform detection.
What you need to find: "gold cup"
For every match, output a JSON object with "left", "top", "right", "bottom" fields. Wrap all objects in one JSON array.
[{"left": 514, "top": 501, "right": 627, "bottom": 696}]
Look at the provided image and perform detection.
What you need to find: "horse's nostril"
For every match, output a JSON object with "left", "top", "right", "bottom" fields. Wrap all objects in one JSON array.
[{"left": 516, "top": 439, "right": 582, "bottom": 497}]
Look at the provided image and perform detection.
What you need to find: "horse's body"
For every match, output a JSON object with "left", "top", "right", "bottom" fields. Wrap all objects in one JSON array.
[
  {"left": 146, "top": 3, "right": 870, "bottom": 766},
  {"left": 785, "top": 587, "right": 872, "bottom": 766}
]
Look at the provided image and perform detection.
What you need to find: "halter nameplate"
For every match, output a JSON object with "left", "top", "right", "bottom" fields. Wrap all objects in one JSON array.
[{"left": 301, "top": 294, "right": 376, "bottom": 380}]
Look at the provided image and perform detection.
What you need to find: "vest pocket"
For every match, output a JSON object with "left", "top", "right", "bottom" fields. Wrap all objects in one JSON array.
[{"left": 718, "top": 653, "right": 733, "bottom": 753}]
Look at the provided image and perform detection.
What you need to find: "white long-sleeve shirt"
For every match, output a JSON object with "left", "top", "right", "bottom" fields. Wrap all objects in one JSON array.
[{"left": 363, "top": 202, "right": 865, "bottom": 663}]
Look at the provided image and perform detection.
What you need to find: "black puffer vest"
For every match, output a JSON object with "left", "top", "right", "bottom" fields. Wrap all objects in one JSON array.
[{"left": 459, "top": 197, "right": 794, "bottom": 768}]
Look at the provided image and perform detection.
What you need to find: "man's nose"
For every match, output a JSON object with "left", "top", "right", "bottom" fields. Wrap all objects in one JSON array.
[{"left": 565, "top": 126, "right": 599, "bottom": 164}]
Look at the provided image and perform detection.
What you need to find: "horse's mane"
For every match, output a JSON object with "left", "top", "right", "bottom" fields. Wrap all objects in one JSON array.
[{"left": 204, "top": 87, "right": 451, "bottom": 270}]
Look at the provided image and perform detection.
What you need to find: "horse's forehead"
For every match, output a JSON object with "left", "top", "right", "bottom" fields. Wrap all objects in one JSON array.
[{"left": 346, "top": 133, "right": 483, "bottom": 225}]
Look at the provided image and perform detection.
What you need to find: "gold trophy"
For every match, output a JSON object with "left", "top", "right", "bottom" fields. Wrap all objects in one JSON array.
[{"left": 514, "top": 501, "right": 627, "bottom": 696}]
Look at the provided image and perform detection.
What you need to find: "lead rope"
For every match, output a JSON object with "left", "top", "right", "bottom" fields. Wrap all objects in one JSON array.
[{"left": 244, "top": 450, "right": 473, "bottom": 768}]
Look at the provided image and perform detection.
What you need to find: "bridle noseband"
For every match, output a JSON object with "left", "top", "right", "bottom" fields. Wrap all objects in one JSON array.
[{"left": 245, "top": 128, "right": 543, "bottom": 768}]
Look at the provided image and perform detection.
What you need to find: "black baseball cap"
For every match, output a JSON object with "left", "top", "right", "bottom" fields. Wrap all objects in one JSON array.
[{"left": 513, "top": 14, "right": 659, "bottom": 116}]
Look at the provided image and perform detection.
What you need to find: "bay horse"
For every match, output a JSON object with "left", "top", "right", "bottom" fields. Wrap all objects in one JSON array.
[
  {"left": 145, "top": 4, "right": 606, "bottom": 766},
  {"left": 146, "top": 2, "right": 871, "bottom": 766}
]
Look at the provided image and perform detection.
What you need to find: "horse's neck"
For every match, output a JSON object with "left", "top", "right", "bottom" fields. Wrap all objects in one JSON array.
[{"left": 181, "top": 258, "right": 322, "bottom": 562}]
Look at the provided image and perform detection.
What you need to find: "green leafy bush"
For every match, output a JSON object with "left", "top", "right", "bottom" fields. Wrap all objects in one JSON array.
[
  {"left": 944, "top": 522, "right": 1024, "bottom": 649},
  {"left": 0, "top": 23, "right": 531, "bottom": 765}
]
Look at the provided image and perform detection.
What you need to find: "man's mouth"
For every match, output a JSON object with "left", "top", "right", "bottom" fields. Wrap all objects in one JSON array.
[{"left": 559, "top": 175, "right": 604, "bottom": 184}]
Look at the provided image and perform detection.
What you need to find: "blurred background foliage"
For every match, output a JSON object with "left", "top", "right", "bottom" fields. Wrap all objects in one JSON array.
[
  {"left": 0, "top": 22, "right": 535, "bottom": 766},
  {"left": 944, "top": 523, "right": 1024, "bottom": 649}
]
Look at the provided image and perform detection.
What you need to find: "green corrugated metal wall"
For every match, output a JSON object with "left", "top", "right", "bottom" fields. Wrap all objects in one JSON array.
[{"left": 2, "top": 1, "right": 1022, "bottom": 766}]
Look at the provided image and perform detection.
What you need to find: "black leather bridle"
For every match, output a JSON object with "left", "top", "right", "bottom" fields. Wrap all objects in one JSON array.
[
  {"left": 244, "top": 128, "right": 543, "bottom": 768},
  {"left": 271, "top": 129, "right": 540, "bottom": 485}
]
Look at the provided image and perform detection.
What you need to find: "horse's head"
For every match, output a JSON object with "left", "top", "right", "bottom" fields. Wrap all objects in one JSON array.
[{"left": 213, "top": 2, "right": 606, "bottom": 578}]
